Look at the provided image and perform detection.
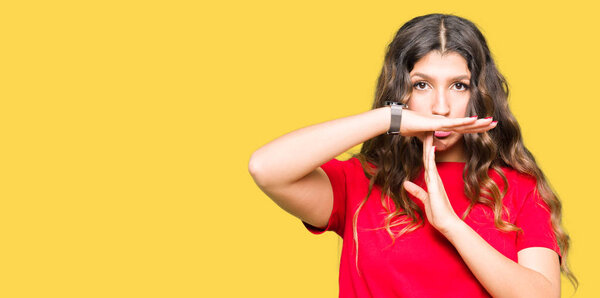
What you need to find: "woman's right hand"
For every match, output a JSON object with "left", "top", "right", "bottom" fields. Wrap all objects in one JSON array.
[{"left": 400, "top": 109, "right": 497, "bottom": 136}]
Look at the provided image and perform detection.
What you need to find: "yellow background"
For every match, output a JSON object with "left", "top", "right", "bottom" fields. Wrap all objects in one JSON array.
[{"left": 1, "top": 0, "right": 597, "bottom": 297}]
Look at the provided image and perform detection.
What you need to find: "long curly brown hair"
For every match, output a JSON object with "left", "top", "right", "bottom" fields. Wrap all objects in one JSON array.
[{"left": 350, "top": 13, "right": 577, "bottom": 290}]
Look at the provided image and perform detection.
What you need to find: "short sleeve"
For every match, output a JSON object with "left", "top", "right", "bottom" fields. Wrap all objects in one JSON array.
[
  {"left": 515, "top": 188, "right": 562, "bottom": 263},
  {"left": 301, "top": 158, "right": 347, "bottom": 237}
]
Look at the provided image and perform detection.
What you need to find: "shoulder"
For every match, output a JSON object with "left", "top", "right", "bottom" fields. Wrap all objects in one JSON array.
[
  {"left": 496, "top": 166, "right": 542, "bottom": 213},
  {"left": 322, "top": 157, "right": 377, "bottom": 183},
  {"left": 497, "top": 166, "right": 538, "bottom": 193},
  {"left": 331, "top": 156, "right": 374, "bottom": 172},
  {"left": 320, "top": 157, "right": 361, "bottom": 178}
]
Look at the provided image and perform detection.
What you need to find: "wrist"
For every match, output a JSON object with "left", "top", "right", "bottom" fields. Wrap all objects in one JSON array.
[
  {"left": 374, "top": 106, "right": 392, "bottom": 135},
  {"left": 440, "top": 218, "right": 467, "bottom": 241}
]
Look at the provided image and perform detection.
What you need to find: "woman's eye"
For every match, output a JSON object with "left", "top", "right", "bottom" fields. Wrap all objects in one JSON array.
[
  {"left": 413, "top": 82, "right": 428, "bottom": 90},
  {"left": 454, "top": 83, "right": 469, "bottom": 91}
]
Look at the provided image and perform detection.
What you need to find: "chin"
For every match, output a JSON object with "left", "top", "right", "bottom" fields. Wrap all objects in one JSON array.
[
  {"left": 432, "top": 137, "right": 459, "bottom": 151},
  {"left": 432, "top": 142, "right": 449, "bottom": 151}
]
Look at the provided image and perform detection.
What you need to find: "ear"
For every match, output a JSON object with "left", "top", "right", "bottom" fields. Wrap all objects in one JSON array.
[{"left": 403, "top": 180, "right": 428, "bottom": 203}]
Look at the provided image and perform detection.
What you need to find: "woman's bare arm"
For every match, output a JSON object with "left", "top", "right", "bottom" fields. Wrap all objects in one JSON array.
[
  {"left": 248, "top": 107, "right": 391, "bottom": 228},
  {"left": 248, "top": 107, "right": 494, "bottom": 229}
]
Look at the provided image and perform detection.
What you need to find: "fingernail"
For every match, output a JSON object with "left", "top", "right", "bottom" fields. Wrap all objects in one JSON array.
[
  {"left": 492, "top": 121, "right": 498, "bottom": 125},
  {"left": 484, "top": 117, "right": 493, "bottom": 120},
  {"left": 433, "top": 146, "right": 436, "bottom": 152},
  {"left": 470, "top": 115, "right": 478, "bottom": 118}
]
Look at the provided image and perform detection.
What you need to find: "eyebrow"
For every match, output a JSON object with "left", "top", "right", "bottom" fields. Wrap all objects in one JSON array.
[{"left": 411, "top": 72, "right": 470, "bottom": 81}]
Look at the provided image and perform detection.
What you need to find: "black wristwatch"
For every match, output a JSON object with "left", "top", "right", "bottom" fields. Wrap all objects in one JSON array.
[{"left": 384, "top": 101, "right": 407, "bottom": 135}]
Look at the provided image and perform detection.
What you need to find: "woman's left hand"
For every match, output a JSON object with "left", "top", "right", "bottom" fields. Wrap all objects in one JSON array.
[{"left": 403, "top": 132, "right": 461, "bottom": 235}]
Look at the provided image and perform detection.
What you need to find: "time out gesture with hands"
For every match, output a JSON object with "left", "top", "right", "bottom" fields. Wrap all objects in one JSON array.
[{"left": 402, "top": 132, "right": 462, "bottom": 235}]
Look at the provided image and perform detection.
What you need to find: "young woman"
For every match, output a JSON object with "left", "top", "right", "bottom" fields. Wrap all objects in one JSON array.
[{"left": 248, "top": 13, "right": 577, "bottom": 297}]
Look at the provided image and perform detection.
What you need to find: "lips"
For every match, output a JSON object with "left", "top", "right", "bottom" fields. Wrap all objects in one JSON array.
[{"left": 434, "top": 131, "right": 452, "bottom": 138}]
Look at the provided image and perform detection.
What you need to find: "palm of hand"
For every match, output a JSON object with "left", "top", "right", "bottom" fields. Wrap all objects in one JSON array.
[{"left": 403, "top": 133, "right": 460, "bottom": 234}]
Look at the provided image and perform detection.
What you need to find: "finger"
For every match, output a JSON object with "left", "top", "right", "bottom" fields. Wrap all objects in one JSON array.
[
  {"left": 428, "top": 144, "right": 438, "bottom": 177},
  {"left": 427, "top": 147, "right": 448, "bottom": 193},
  {"left": 453, "top": 120, "right": 498, "bottom": 133},
  {"left": 403, "top": 180, "right": 429, "bottom": 203},
  {"left": 423, "top": 133, "right": 433, "bottom": 163},
  {"left": 435, "top": 117, "right": 494, "bottom": 131},
  {"left": 423, "top": 132, "right": 433, "bottom": 183},
  {"left": 424, "top": 132, "right": 433, "bottom": 149},
  {"left": 430, "top": 116, "right": 478, "bottom": 130},
  {"left": 425, "top": 145, "right": 443, "bottom": 193}
]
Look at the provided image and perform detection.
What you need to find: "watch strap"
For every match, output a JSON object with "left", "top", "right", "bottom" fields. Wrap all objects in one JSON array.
[{"left": 384, "top": 101, "right": 407, "bottom": 135}]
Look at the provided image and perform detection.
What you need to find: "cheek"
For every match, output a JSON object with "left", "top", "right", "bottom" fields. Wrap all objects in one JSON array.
[
  {"left": 452, "top": 98, "right": 470, "bottom": 117},
  {"left": 407, "top": 96, "right": 428, "bottom": 113},
  {"left": 457, "top": 105, "right": 468, "bottom": 117}
]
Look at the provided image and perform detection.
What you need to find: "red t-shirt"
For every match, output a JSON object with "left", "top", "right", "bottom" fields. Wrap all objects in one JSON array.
[{"left": 302, "top": 157, "right": 561, "bottom": 298}]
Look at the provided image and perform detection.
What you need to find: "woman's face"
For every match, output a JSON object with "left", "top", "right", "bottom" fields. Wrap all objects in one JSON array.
[{"left": 407, "top": 50, "right": 471, "bottom": 161}]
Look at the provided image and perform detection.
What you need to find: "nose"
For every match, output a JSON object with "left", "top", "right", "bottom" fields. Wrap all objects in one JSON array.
[{"left": 431, "top": 89, "right": 450, "bottom": 116}]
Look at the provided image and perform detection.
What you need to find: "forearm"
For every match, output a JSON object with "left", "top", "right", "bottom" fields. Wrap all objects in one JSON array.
[
  {"left": 442, "top": 221, "right": 556, "bottom": 298},
  {"left": 249, "top": 107, "right": 390, "bottom": 187}
]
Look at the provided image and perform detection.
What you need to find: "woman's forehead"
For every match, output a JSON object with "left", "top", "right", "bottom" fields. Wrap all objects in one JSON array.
[{"left": 410, "top": 51, "right": 470, "bottom": 80}]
